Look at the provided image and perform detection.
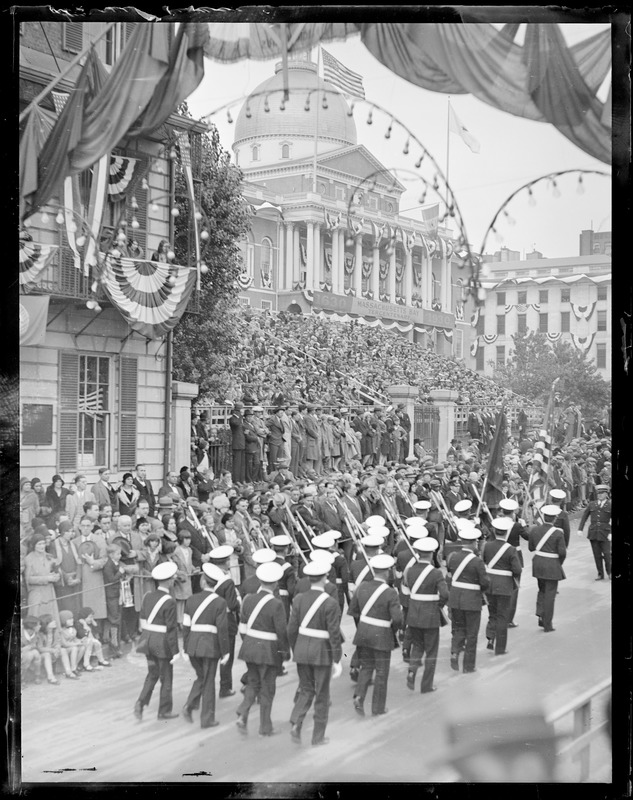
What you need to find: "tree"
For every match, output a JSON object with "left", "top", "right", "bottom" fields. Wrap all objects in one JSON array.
[
  {"left": 171, "top": 120, "right": 252, "bottom": 399},
  {"left": 493, "top": 331, "right": 611, "bottom": 418}
]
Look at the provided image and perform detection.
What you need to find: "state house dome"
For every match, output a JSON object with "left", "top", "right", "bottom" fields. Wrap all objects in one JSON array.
[{"left": 233, "top": 59, "right": 358, "bottom": 153}]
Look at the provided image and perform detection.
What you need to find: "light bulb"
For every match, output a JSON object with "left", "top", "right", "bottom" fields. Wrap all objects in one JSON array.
[
  {"left": 68, "top": 221, "right": 77, "bottom": 233},
  {"left": 76, "top": 235, "right": 86, "bottom": 247},
  {"left": 111, "top": 248, "right": 121, "bottom": 258},
  {"left": 200, "top": 263, "right": 209, "bottom": 274},
  {"left": 528, "top": 191, "right": 536, "bottom": 207},
  {"left": 245, "top": 104, "right": 252, "bottom": 119},
  {"left": 321, "top": 95, "right": 328, "bottom": 109},
  {"left": 167, "top": 250, "right": 175, "bottom": 261},
  {"left": 40, "top": 212, "right": 49, "bottom": 224},
  {"left": 169, "top": 148, "right": 178, "bottom": 160},
  {"left": 56, "top": 211, "right": 64, "bottom": 225},
  {"left": 346, "top": 237, "right": 354, "bottom": 247},
  {"left": 94, "top": 303, "right": 102, "bottom": 312},
  {"left": 168, "top": 275, "right": 177, "bottom": 286},
  {"left": 367, "top": 110, "right": 373, "bottom": 125},
  {"left": 227, "top": 109, "right": 234, "bottom": 122},
  {"left": 170, "top": 207, "right": 180, "bottom": 217},
  {"left": 403, "top": 139, "right": 410, "bottom": 155},
  {"left": 91, "top": 281, "right": 99, "bottom": 293},
  {"left": 23, "top": 216, "right": 32, "bottom": 228},
  {"left": 200, "top": 230, "right": 209, "bottom": 241},
  {"left": 477, "top": 287, "right": 487, "bottom": 302},
  {"left": 194, "top": 211, "right": 203, "bottom": 221},
  {"left": 141, "top": 178, "right": 149, "bottom": 190},
  {"left": 131, "top": 217, "right": 140, "bottom": 229},
  {"left": 86, "top": 299, "right": 96, "bottom": 310},
  {"left": 151, "top": 203, "right": 159, "bottom": 213}
]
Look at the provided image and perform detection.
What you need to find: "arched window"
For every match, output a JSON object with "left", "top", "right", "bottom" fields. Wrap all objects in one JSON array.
[
  {"left": 252, "top": 145, "right": 260, "bottom": 162},
  {"left": 260, "top": 238, "right": 273, "bottom": 272},
  {"left": 281, "top": 143, "right": 290, "bottom": 159}
]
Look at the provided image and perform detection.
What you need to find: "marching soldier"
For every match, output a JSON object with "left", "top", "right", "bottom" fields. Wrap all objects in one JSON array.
[
  {"left": 181, "top": 563, "right": 231, "bottom": 728},
  {"left": 293, "top": 549, "right": 338, "bottom": 599},
  {"left": 482, "top": 517, "right": 522, "bottom": 656},
  {"left": 394, "top": 523, "right": 428, "bottom": 661},
  {"left": 548, "top": 488, "right": 571, "bottom": 547},
  {"left": 404, "top": 537, "right": 449, "bottom": 693},
  {"left": 348, "top": 534, "right": 384, "bottom": 681},
  {"left": 312, "top": 531, "right": 349, "bottom": 612},
  {"left": 446, "top": 527, "right": 490, "bottom": 674},
  {"left": 288, "top": 560, "right": 343, "bottom": 746},
  {"left": 348, "top": 554, "right": 403, "bottom": 717},
  {"left": 497, "top": 498, "right": 527, "bottom": 627},
  {"left": 238, "top": 548, "right": 277, "bottom": 598},
  {"left": 134, "top": 561, "right": 180, "bottom": 721},
  {"left": 269, "top": 534, "right": 297, "bottom": 619},
  {"left": 527, "top": 504, "right": 567, "bottom": 632},
  {"left": 235, "top": 562, "right": 290, "bottom": 737},
  {"left": 208, "top": 544, "right": 241, "bottom": 698},
  {"left": 578, "top": 484, "right": 611, "bottom": 580}
]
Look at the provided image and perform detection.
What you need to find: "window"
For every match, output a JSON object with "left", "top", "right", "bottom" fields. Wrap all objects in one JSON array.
[
  {"left": 517, "top": 314, "right": 527, "bottom": 334},
  {"left": 238, "top": 297, "right": 251, "bottom": 307},
  {"left": 62, "top": 22, "right": 83, "bottom": 53},
  {"left": 496, "top": 346, "right": 506, "bottom": 367},
  {"left": 78, "top": 355, "right": 110, "bottom": 469},
  {"left": 597, "top": 285, "right": 607, "bottom": 300},
  {"left": 561, "top": 311, "right": 570, "bottom": 333},
  {"left": 518, "top": 291, "right": 527, "bottom": 305},
  {"left": 454, "top": 329, "right": 463, "bottom": 359},
  {"left": 476, "top": 348, "right": 484, "bottom": 371},
  {"left": 596, "top": 343, "right": 607, "bottom": 369},
  {"left": 104, "top": 24, "right": 125, "bottom": 66},
  {"left": 335, "top": 186, "right": 345, "bottom": 201},
  {"left": 539, "top": 289, "right": 549, "bottom": 304},
  {"left": 261, "top": 300, "right": 272, "bottom": 311},
  {"left": 496, "top": 292, "right": 506, "bottom": 306},
  {"left": 21, "top": 404, "right": 53, "bottom": 446},
  {"left": 496, "top": 315, "right": 505, "bottom": 335},
  {"left": 561, "top": 288, "right": 571, "bottom": 303},
  {"left": 281, "top": 143, "right": 290, "bottom": 159},
  {"left": 246, "top": 243, "right": 255, "bottom": 276},
  {"left": 597, "top": 310, "right": 607, "bottom": 332},
  {"left": 539, "top": 313, "right": 549, "bottom": 333},
  {"left": 260, "top": 238, "right": 272, "bottom": 272},
  {"left": 251, "top": 145, "right": 260, "bottom": 162}
]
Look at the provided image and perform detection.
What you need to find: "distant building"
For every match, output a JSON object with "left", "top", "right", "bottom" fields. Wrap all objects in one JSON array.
[
  {"left": 525, "top": 249, "right": 544, "bottom": 260},
  {"left": 467, "top": 253, "right": 611, "bottom": 380},
  {"left": 579, "top": 228, "right": 611, "bottom": 256},
  {"left": 482, "top": 246, "right": 521, "bottom": 263}
]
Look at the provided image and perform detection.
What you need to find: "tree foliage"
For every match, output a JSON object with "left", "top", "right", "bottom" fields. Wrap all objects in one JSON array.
[
  {"left": 171, "top": 120, "right": 252, "bottom": 398},
  {"left": 492, "top": 331, "right": 611, "bottom": 417}
]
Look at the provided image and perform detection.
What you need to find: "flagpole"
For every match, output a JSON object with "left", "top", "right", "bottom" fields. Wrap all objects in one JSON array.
[
  {"left": 445, "top": 97, "right": 451, "bottom": 218},
  {"left": 312, "top": 45, "right": 321, "bottom": 194}
]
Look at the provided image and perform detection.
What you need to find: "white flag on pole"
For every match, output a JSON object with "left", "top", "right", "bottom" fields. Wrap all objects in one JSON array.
[{"left": 448, "top": 105, "right": 481, "bottom": 154}]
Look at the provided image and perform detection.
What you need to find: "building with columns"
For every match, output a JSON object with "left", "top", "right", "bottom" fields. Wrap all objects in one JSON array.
[{"left": 229, "top": 55, "right": 462, "bottom": 356}]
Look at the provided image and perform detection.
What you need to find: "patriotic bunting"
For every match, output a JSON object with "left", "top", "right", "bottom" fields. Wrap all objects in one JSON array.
[
  {"left": 108, "top": 155, "right": 139, "bottom": 199},
  {"left": 571, "top": 332, "right": 596, "bottom": 353},
  {"left": 19, "top": 239, "right": 58, "bottom": 286},
  {"left": 362, "top": 259, "right": 373, "bottom": 279},
  {"left": 237, "top": 272, "right": 254, "bottom": 290},
  {"left": 313, "top": 309, "right": 453, "bottom": 338},
  {"left": 260, "top": 270, "right": 272, "bottom": 289},
  {"left": 470, "top": 337, "right": 480, "bottom": 357},
  {"left": 470, "top": 307, "right": 481, "bottom": 328},
  {"left": 300, "top": 243, "right": 307, "bottom": 266},
  {"left": 431, "top": 300, "right": 442, "bottom": 312},
  {"left": 100, "top": 255, "right": 197, "bottom": 340},
  {"left": 319, "top": 281, "right": 332, "bottom": 292},
  {"left": 19, "top": 295, "right": 50, "bottom": 346},
  {"left": 534, "top": 428, "right": 552, "bottom": 471},
  {"left": 302, "top": 289, "right": 314, "bottom": 304},
  {"left": 324, "top": 250, "right": 332, "bottom": 271},
  {"left": 344, "top": 254, "right": 355, "bottom": 274},
  {"left": 379, "top": 261, "right": 389, "bottom": 281},
  {"left": 51, "top": 91, "right": 69, "bottom": 115},
  {"left": 482, "top": 333, "right": 498, "bottom": 344},
  {"left": 546, "top": 332, "right": 563, "bottom": 343},
  {"left": 571, "top": 301, "right": 596, "bottom": 322},
  {"left": 455, "top": 302, "right": 464, "bottom": 321}
]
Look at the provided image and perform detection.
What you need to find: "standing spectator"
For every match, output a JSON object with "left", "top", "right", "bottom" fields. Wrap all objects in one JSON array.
[
  {"left": 20, "top": 478, "right": 40, "bottom": 540},
  {"left": 303, "top": 404, "right": 320, "bottom": 473},
  {"left": 44, "top": 475, "right": 69, "bottom": 529},
  {"left": 243, "top": 409, "right": 261, "bottom": 484},
  {"left": 117, "top": 473, "right": 140, "bottom": 517},
  {"left": 266, "top": 407, "right": 286, "bottom": 473},
  {"left": 31, "top": 478, "right": 51, "bottom": 526},
  {"left": 133, "top": 464, "right": 156, "bottom": 517},
  {"left": 172, "top": 530, "right": 195, "bottom": 627},
  {"left": 65, "top": 475, "right": 96, "bottom": 532},
  {"left": 25, "top": 533, "right": 61, "bottom": 624},
  {"left": 578, "top": 485, "right": 612, "bottom": 581},
  {"left": 52, "top": 521, "right": 82, "bottom": 617},
  {"left": 102, "top": 544, "right": 125, "bottom": 658},
  {"left": 73, "top": 516, "right": 108, "bottom": 639},
  {"left": 229, "top": 402, "right": 246, "bottom": 483},
  {"left": 92, "top": 468, "right": 118, "bottom": 509},
  {"left": 251, "top": 406, "right": 269, "bottom": 478}
]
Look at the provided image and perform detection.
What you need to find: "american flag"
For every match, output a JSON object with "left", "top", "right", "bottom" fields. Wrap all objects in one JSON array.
[
  {"left": 322, "top": 49, "right": 365, "bottom": 99},
  {"left": 516, "top": 303, "right": 528, "bottom": 314},
  {"left": 534, "top": 429, "right": 552, "bottom": 471}
]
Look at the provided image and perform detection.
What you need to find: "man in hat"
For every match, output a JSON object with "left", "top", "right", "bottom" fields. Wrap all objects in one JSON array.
[
  {"left": 251, "top": 406, "right": 269, "bottom": 475},
  {"left": 178, "top": 498, "right": 212, "bottom": 594},
  {"left": 238, "top": 549, "right": 278, "bottom": 598},
  {"left": 444, "top": 476, "right": 465, "bottom": 513},
  {"left": 208, "top": 545, "right": 241, "bottom": 697},
  {"left": 293, "top": 549, "right": 339, "bottom": 598},
  {"left": 133, "top": 464, "right": 156, "bottom": 517},
  {"left": 229, "top": 402, "right": 246, "bottom": 484},
  {"left": 243, "top": 408, "right": 262, "bottom": 484},
  {"left": 302, "top": 404, "right": 320, "bottom": 473},
  {"left": 395, "top": 523, "right": 429, "bottom": 660},
  {"left": 396, "top": 403, "right": 412, "bottom": 462},
  {"left": 288, "top": 560, "right": 343, "bottom": 746},
  {"left": 268, "top": 456, "right": 295, "bottom": 487},
  {"left": 181, "top": 563, "right": 231, "bottom": 728},
  {"left": 266, "top": 407, "right": 286, "bottom": 474},
  {"left": 348, "top": 553, "right": 402, "bottom": 717},
  {"left": 546, "top": 488, "right": 571, "bottom": 547},
  {"left": 497, "top": 498, "right": 526, "bottom": 627},
  {"left": 446, "top": 526, "right": 490, "bottom": 673},
  {"left": 269, "top": 534, "right": 297, "bottom": 621},
  {"left": 527, "top": 505, "right": 567, "bottom": 631},
  {"left": 403, "top": 537, "right": 449, "bottom": 693},
  {"left": 482, "top": 517, "right": 522, "bottom": 656},
  {"left": 66, "top": 475, "right": 96, "bottom": 532},
  {"left": 235, "top": 562, "right": 290, "bottom": 737},
  {"left": 134, "top": 561, "right": 179, "bottom": 721},
  {"left": 312, "top": 531, "right": 349, "bottom": 613},
  {"left": 578, "top": 484, "right": 612, "bottom": 580}
]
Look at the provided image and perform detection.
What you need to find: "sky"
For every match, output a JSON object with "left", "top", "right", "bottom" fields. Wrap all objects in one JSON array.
[{"left": 186, "top": 22, "right": 612, "bottom": 260}]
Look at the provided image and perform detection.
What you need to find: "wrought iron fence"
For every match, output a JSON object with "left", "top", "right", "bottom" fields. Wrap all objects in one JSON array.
[
  {"left": 413, "top": 403, "right": 440, "bottom": 460},
  {"left": 454, "top": 404, "right": 544, "bottom": 443}
]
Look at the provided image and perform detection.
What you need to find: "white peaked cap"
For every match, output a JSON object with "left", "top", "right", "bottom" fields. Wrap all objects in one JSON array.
[
  {"left": 202, "top": 563, "right": 226, "bottom": 582},
  {"left": 369, "top": 554, "right": 395, "bottom": 570},
  {"left": 499, "top": 498, "right": 519, "bottom": 511},
  {"left": 413, "top": 500, "right": 432, "bottom": 510},
  {"left": 312, "top": 533, "right": 336, "bottom": 549},
  {"left": 454, "top": 500, "right": 473, "bottom": 513},
  {"left": 303, "top": 561, "right": 331, "bottom": 577},
  {"left": 256, "top": 562, "right": 284, "bottom": 583},
  {"left": 491, "top": 517, "right": 514, "bottom": 532},
  {"left": 541, "top": 505, "right": 562, "bottom": 517},
  {"left": 413, "top": 538, "right": 439, "bottom": 552},
  {"left": 309, "top": 549, "right": 335, "bottom": 564},
  {"left": 365, "top": 515, "right": 386, "bottom": 527},
  {"left": 252, "top": 549, "right": 277, "bottom": 564},
  {"left": 152, "top": 562, "right": 178, "bottom": 581}
]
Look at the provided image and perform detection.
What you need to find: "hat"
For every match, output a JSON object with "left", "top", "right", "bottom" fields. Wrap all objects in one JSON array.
[
  {"left": 454, "top": 499, "right": 473, "bottom": 513},
  {"left": 369, "top": 554, "right": 395, "bottom": 570},
  {"left": 202, "top": 563, "right": 226, "bottom": 582},
  {"left": 145, "top": 532, "right": 161, "bottom": 543},
  {"left": 549, "top": 489, "right": 567, "bottom": 500},
  {"left": 312, "top": 533, "right": 336, "bottom": 549},
  {"left": 359, "top": 535, "right": 384, "bottom": 548},
  {"left": 429, "top": 479, "right": 441, "bottom": 488},
  {"left": 404, "top": 516, "right": 428, "bottom": 527},
  {"left": 252, "top": 406, "right": 264, "bottom": 412},
  {"left": 152, "top": 561, "right": 178, "bottom": 581},
  {"left": 499, "top": 498, "right": 519, "bottom": 512},
  {"left": 51, "top": 474, "right": 65, "bottom": 486},
  {"left": 256, "top": 561, "right": 284, "bottom": 583},
  {"left": 413, "top": 538, "right": 438, "bottom": 552},
  {"left": 59, "top": 610, "right": 74, "bottom": 625},
  {"left": 212, "top": 495, "right": 230, "bottom": 510},
  {"left": 365, "top": 515, "right": 386, "bottom": 527},
  {"left": 158, "top": 496, "right": 174, "bottom": 508},
  {"left": 270, "top": 534, "right": 292, "bottom": 547},
  {"left": 78, "top": 539, "right": 98, "bottom": 557},
  {"left": 244, "top": 409, "right": 254, "bottom": 417},
  {"left": 186, "top": 497, "right": 201, "bottom": 509},
  {"left": 408, "top": 527, "right": 429, "bottom": 540},
  {"left": 365, "top": 524, "right": 389, "bottom": 538},
  {"left": 541, "top": 504, "right": 561, "bottom": 517},
  {"left": 252, "top": 549, "right": 277, "bottom": 564},
  {"left": 413, "top": 500, "right": 431, "bottom": 511},
  {"left": 209, "top": 544, "right": 234, "bottom": 560},
  {"left": 596, "top": 484, "right": 609, "bottom": 492},
  {"left": 458, "top": 527, "right": 482, "bottom": 540},
  {"left": 491, "top": 517, "right": 514, "bottom": 533},
  {"left": 302, "top": 560, "right": 331, "bottom": 577},
  {"left": 309, "top": 549, "right": 335, "bottom": 564},
  {"left": 532, "top": 453, "right": 544, "bottom": 463}
]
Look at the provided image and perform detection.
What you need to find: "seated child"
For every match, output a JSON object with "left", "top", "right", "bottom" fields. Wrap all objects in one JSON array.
[
  {"left": 59, "top": 609, "right": 85, "bottom": 676},
  {"left": 21, "top": 617, "right": 42, "bottom": 684},
  {"left": 76, "top": 607, "right": 111, "bottom": 671},
  {"left": 37, "top": 613, "right": 73, "bottom": 683}
]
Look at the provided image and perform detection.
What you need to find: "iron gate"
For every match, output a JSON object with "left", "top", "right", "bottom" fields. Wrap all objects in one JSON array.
[{"left": 414, "top": 403, "right": 440, "bottom": 460}]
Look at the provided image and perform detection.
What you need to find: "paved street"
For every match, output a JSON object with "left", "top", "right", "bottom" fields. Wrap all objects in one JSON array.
[{"left": 20, "top": 514, "right": 611, "bottom": 785}]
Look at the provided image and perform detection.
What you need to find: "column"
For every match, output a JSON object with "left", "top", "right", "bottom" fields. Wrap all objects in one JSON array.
[
  {"left": 443, "top": 253, "right": 452, "bottom": 312},
  {"left": 313, "top": 222, "right": 321, "bottom": 289},
  {"left": 404, "top": 248, "right": 413, "bottom": 305},
  {"left": 372, "top": 245, "right": 380, "bottom": 299},
  {"left": 293, "top": 225, "right": 301, "bottom": 285},
  {"left": 337, "top": 228, "right": 345, "bottom": 294},
  {"left": 331, "top": 229, "right": 339, "bottom": 292},
  {"left": 286, "top": 222, "right": 294, "bottom": 289},
  {"left": 306, "top": 221, "right": 315, "bottom": 290},
  {"left": 277, "top": 222, "right": 285, "bottom": 290},
  {"left": 171, "top": 381, "right": 199, "bottom": 474},
  {"left": 388, "top": 245, "right": 397, "bottom": 301},
  {"left": 354, "top": 235, "right": 363, "bottom": 294},
  {"left": 386, "top": 384, "right": 419, "bottom": 459},
  {"left": 429, "top": 389, "right": 458, "bottom": 461},
  {"left": 422, "top": 253, "right": 431, "bottom": 308}
]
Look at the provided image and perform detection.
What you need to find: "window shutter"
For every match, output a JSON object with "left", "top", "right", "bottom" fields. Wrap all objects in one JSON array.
[
  {"left": 62, "top": 22, "right": 83, "bottom": 53},
  {"left": 119, "top": 356, "right": 138, "bottom": 470},
  {"left": 59, "top": 352, "right": 79, "bottom": 472},
  {"left": 125, "top": 22, "right": 136, "bottom": 42}
]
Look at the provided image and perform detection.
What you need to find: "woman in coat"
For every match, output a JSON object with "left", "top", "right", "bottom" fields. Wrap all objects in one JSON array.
[
  {"left": 135, "top": 532, "right": 170, "bottom": 609},
  {"left": 20, "top": 478, "right": 40, "bottom": 541},
  {"left": 25, "top": 533, "right": 61, "bottom": 625},
  {"left": 53, "top": 520, "right": 82, "bottom": 617},
  {"left": 117, "top": 473, "right": 140, "bottom": 517},
  {"left": 44, "top": 475, "right": 70, "bottom": 528},
  {"left": 171, "top": 530, "right": 195, "bottom": 625}
]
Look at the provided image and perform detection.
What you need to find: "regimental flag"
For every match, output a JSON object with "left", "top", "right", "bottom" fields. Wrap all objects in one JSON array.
[
  {"left": 448, "top": 104, "right": 481, "bottom": 154},
  {"left": 483, "top": 407, "right": 507, "bottom": 510},
  {"left": 322, "top": 49, "right": 365, "bottom": 99},
  {"left": 19, "top": 296, "right": 50, "bottom": 346},
  {"left": 421, "top": 204, "right": 440, "bottom": 235},
  {"left": 534, "top": 429, "right": 552, "bottom": 472}
]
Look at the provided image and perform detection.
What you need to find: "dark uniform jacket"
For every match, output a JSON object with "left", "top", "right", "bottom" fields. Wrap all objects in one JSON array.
[
  {"left": 237, "top": 589, "right": 289, "bottom": 665},
  {"left": 481, "top": 539, "right": 522, "bottom": 596},
  {"left": 350, "top": 555, "right": 374, "bottom": 589},
  {"left": 183, "top": 589, "right": 230, "bottom": 658},
  {"left": 293, "top": 577, "right": 338, "bottom": 599},
  {"left": 214, "top": 572, "right": 241, "bottom": 637},
  {"left": 579, "top": 499, "right": 611, "bottom": 541},
  {"left": 138, "top": 588, "right": 179, "bottom": 659},
  {"left": 446, "top": 549, "right": 490, "bottom": 610},
  {"left": 554, "top": 509, "right": 571, "bottom": 547},
  {"left": 403, "top": 560, "right": 449, "bottom": 628},
  {"left": 348, "top": 579, "right": 402, "bottom": 651},
  {"left": 288, "top": 588, "right": 342, "bottom": 665},
  {"left": 275, "top": 557, "right": 297, "bottom": 613},
  {"left": 507, "top": 519, "right": 527, "bottom": 565},
  {"left": 394, "top": 549, "right": 417, "bottom": 607},
  {"left": 328, "top": 552, "right": 349, "bottom": 593},
  {"left": 528, "top": 524, "right": 567, "bottom": 580}
]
